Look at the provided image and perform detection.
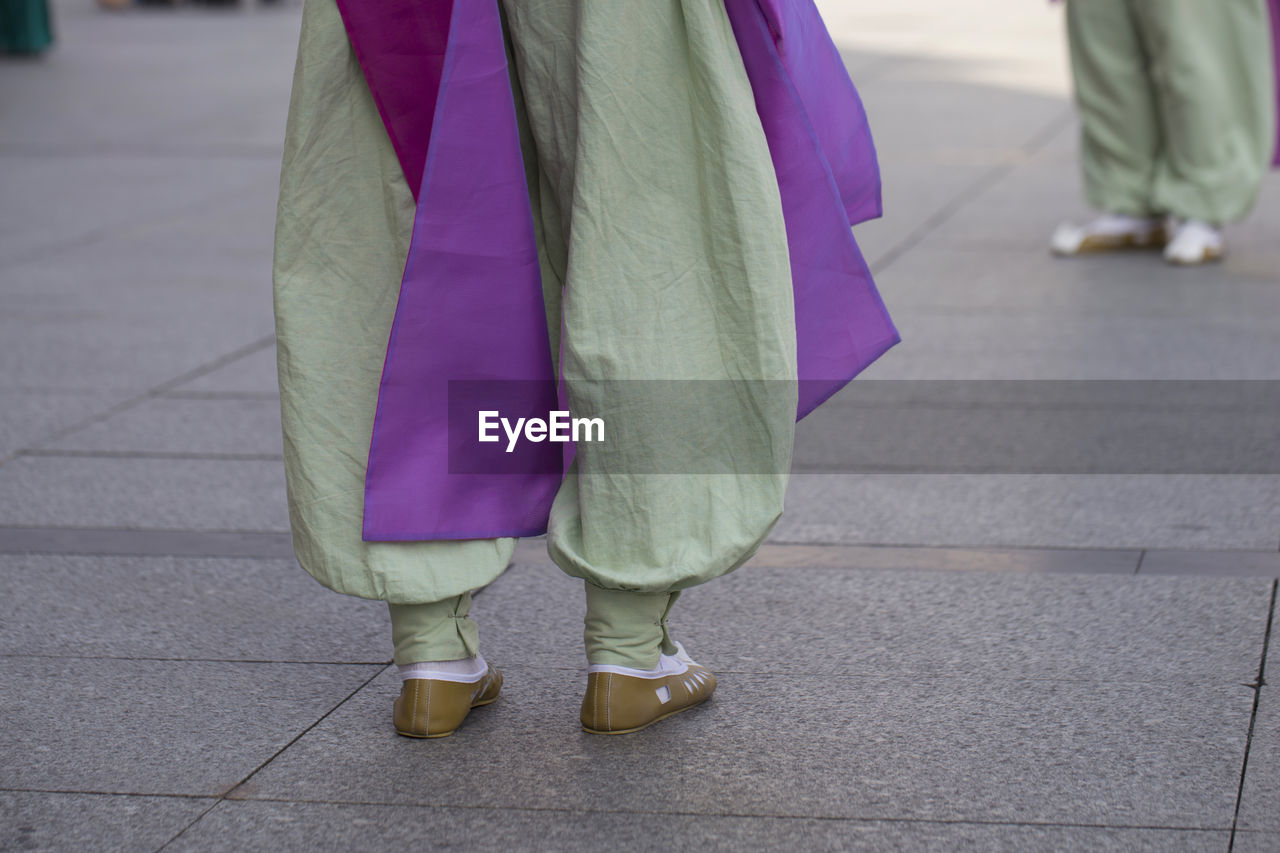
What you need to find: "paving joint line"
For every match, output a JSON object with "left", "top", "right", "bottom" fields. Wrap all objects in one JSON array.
[
  {"left": 4, "top": 527, "right": 1276, "bottom": 572},
  {"left": 161, "top": 391, "right": 280, "bottom": 401},
  {"left": 0, "top": 653, "right": 390, "bottom": 665},
  {"left": 0, "top": 336, "right": 275, "bottom": 470},
  {"left": 205, "top": 794, "right": 1232, "bottom": 833},
  {"left": 154, "top": 664, "right": 391, "bottom": 852},
  {"left": 787, "top": 465, "right": 1279, "bottom": 474},
  {"left": 0, "top": 788, "right": 217, "bottom": 801},
  {"left": 0, "top": 654, "right": 1234, "bottom": 685},
  {"left": 15, "top": 450, "right": 284, "bottom": 462},
  {"left": 869, "top": 106, "right": 1075, "bottom": 276},
  {"left": 765, "top": 538, "right": 1276, "bottom": 555},
  {"left": 1228, "top": 578, "right": 1276, "bottom": 851},
  {"left": 0, "top": 144, "right": 283, "bottom": 159},
  {"left": 0, "top": 787, "right": 1234, "bottom": 834}
]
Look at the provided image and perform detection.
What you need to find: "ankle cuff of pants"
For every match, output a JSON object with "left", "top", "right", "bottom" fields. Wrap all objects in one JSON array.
[
  {"left": 583, "top": 584, "right": 680, "bottom": 669},
  {"left": 388, "top": 593, "right": 479, "bottom": 665}
]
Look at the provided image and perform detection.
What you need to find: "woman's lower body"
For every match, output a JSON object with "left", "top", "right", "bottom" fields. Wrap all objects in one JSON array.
[
  {"left": 1051, "top": 0, "right": 1276, "bottom": 263},
  {"left": 274, "top": 0, "right": 796, "bottom": 734}
]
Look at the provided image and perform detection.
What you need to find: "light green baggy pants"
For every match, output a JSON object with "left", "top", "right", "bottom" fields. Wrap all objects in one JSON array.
[
  {"left": 275, "top": 0, "right": 796, "bottom": 669},
  {"left": 1066, "top": 0, "right": 1276, "bottom": 224}
]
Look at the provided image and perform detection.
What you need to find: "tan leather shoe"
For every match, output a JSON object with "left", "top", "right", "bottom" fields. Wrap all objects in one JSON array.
[
  {"left": 580, "top": 648, "right": 716, "bottom": 735},
  {"left": 1050, "top": 214, "right": 1167, "bottom": 256},
  {"left": 393, "top": 665, "right": 502, "bottom": 739}
]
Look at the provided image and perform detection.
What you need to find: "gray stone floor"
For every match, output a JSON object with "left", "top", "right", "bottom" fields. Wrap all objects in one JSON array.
[{"left": 1, "top": 0, "right": 1278, "bottom": 850}]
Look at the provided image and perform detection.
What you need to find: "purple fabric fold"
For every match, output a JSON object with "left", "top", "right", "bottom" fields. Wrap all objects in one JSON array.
[
  {"left": 339, "top": 0, "right": 562, "bottom": 540},
  {"left": 725, "top": 0, "right": 898, "bottom": 418},
  {"left": 747, "top": 0, "right": 883, "bottom": 225},
  {"left": 341, "top": 0, "right": 898, "bottom": 541}
]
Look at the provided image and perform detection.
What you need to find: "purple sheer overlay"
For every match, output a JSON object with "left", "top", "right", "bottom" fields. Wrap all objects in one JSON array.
[
  {"left": 725, "top": 0, "right": 899, "bottom": 419},
  {"left": 747, "top": 0, "right": 883, "bottom": 225},
  {"left": 340, "top": 0, "right": 898, "bottom": 541},
  {"left": 340, "top": 0, "right": 562, "bottom": 540}
]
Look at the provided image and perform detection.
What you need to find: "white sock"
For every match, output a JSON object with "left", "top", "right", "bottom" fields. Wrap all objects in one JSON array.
[
  {"left": 587, "top": 642, "right": 697, "bottom": 678},
  {"left": 398, "top": 654, "right": 487, "bottom": 683}
]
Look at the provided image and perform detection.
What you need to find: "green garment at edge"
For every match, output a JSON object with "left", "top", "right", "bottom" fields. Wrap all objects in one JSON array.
[
  {"left": 273, "top": 0, "right": 797, "bottom": 666},
  {"left": 0, "top": 0, "right": 53, "bottom": 54},
  {"left": 1066, "top": 0, "right": 1277, "bottom": 224}
]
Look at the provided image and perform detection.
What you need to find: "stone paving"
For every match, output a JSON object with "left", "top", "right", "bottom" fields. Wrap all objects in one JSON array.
[{"left": 1, "top": 0, "right": 1278, "bottom": 850}]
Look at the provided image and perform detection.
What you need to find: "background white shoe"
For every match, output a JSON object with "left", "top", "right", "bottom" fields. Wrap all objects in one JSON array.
[
  {"left": 1163, "top": 219, "right": 1224, "bottom": 266},
  {"left": 1050, "top": 214, "right": 1167, "bottom": 256}
]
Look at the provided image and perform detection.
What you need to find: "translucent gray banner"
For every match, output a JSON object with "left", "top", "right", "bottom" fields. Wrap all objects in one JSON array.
[{"left": 447, "top": 380, "right": 1280, "bottom": 475}]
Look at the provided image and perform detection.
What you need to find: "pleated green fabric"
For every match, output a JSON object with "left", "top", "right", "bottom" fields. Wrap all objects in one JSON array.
[{"left": 503, "top": 0, "right": 797, "bottom": 594}]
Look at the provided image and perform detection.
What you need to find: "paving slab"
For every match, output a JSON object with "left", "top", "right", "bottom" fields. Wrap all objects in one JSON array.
[
  {"left": 920, "top": 157, "right": 1087, "bottom": 251},
  {"left": 0, "top": 526, "right": 293, "bottom": 558},
  {"left": 1, "top": 184, "right": 278, "bottom": 395},
  {"left": 3, "top": 0, "right": 1275, "bottom": 847},
  {"left": 0, "top": 177, "right": 280, "bottom": 284},
  {"left": 1233, "top": 832, "right": 1280, "bottom": 853},
  {"left": 236, "top": 667, "right": 1249, "bottom": 829},
  {"left": 0, "top": 266, "right": 275, "bottom": 395},
  {"left": 476, "top": 562, "right": 1270, "bottom": 682},
  {"left": 0, "top": 307, "right": 270, "bottom": 399},
  {"left": 0, "top": 791, "right": 212, "bottom": 853},
  {"left": 850, "top": 157, "right": 996, "bottom": 271},
  {"left": 0, "top": 456, "right": 290, "bottom": 531},
  {"left": 1229, "top": 174, "right": 1280, "bottom": 256},
  {"left": 0, "top": 153, "right": 274, "bottom": 269},
  {"left": 878, "top": 241, "right": 1280, "bottom": 322},
  {"left": 926, "top": 144, "right": 1280, "bottom": 265},
  {"left": 866, "top": 301, "right": 1280, "bottom": 384},
  {"left": 793, "top": 384, "right": 1279, "bottom": 475},
  {"left": 4, "top": 178, "right": 277, "bottom": 282},
  {"left": 741, "top": 542, "right": 1142, "bottom": 574},
  {"left": 0, "top": 554, "right": 388, "bottom": 663},
  {"left": 861, "top": 232, "right": 1280, "bottom": 383},
  {"left": 0, "top": 0, "right": 299, "bottom": 153},
  {"left": 170, "top": 800, "right": 1227, "bottom": 853},
  {"left": 774, "top": 473, "right": 1280, "bottom": 551},
  {"left": 855, "top": 78, "right": 1066, "bottom": 159},
  {"left": 1141, "top": 551, "right": 1280, "bottom": 578},
  {"left": 0, "top": 390, "right": 119, "bottom": 459},
  {"left": 41, "top": 397, "right": 283, "bottom": 456},
  {"left": 0, "top": 657, "right": 379, "bottom": 796}
]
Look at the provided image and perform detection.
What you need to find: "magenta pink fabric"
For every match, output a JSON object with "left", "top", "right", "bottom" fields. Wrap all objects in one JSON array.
[{"left": 337, "top": 0, "right": 898, "bottom": 540}]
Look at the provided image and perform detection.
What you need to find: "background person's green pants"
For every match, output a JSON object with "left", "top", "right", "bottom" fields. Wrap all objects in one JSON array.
[{"left": 1066, "top": 0, "right": 1276, "bottom": 223}]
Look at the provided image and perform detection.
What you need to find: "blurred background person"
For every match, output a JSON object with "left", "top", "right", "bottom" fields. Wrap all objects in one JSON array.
[
  {"left": 0, "top": 0, "right": 53, "bottom": 54},
  {"left": 1051, "top": 0, "right": 1279, "bottom": 265}
]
